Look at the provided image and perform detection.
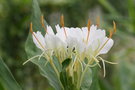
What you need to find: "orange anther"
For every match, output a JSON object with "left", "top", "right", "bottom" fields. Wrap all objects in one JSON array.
[
  {"left": 30, "top": 22, "right": 33, "bottom": 33},
  {"left": 41, "top": 15, "right": 48, "bottom": 33},
  {"left": 86, "top": 19, "right": 91, "bottom": 43},
  {"left": 96, "top": 16, "right": 100, "bottom": 27},
  {"left": 87, "top": 19, "right": 91, "bottom": 31},
  {"left": 113, "top": 21, "right": 116, "bottom": 33},
  {"left": 109, "top": 30, "right": 113, "bottom": 38},
  {"left": 60, "top": 14, "right": 64, "bottom": 27},
  {"left": 60, "top": 14, "right": 67, "bottom": 38}
]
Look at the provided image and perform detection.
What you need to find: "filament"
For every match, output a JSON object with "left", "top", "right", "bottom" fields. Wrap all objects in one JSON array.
[{"left": 101, "top": 58, "right": 106, "bottom": 77}]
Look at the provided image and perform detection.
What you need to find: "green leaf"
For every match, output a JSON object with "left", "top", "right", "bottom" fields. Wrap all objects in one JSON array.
[
  {"left": 31, "top": 57, "right": 62, "bottom": 90},
  {"left": 52, "top": 56, "right": 62, "bottom": 72},
  {"left": 25, "top": 0, "right": 63, "bottom": 90},
  {"left": 80, "top": 66, "right": 92, "bottom": 90},
  {"left": 60, "top": 70, "right": 68, "bottom": 90},
  {"left": 0, "top": 57, "right": 22, "bottom": 90},
  {"left": 89, "top": 66, "right": 100, "bottom": 90},
  {"left": 62, "top": 58, "right": 71, "bottom": 70},
  {"left": 31, "top": 0, "right": 47, "bottom": 32},
  {"left": 60, "top": 58, "right": 76, "bottom": 90}
]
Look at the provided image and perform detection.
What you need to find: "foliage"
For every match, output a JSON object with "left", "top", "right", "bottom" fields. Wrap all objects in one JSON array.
[{"left": 0, "top": 57, "right": 22, "bottom": 90}]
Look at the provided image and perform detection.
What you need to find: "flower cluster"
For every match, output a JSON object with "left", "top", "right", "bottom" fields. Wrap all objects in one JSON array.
[{"left": 24, "top": 15, "right": 117, "bottom": 78}]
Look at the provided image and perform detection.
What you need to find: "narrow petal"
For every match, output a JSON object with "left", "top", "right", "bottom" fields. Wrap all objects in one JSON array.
[
  {"left": 32, "top": 31, "right": 45, "bottom": 50},
  {"left": 47, "top": 25, "right": 55, "bottom": 35},
  {"left": 99, "top": 37, "right": 114, "bottom": 54},
  {"left": 45, "top": 34, "right": 66, "bottom": 50}
]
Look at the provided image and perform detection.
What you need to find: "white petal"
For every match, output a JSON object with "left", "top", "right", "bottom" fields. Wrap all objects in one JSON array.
[
  {"left": 66, "top": 37, "right": 85, "bottom": 53},
  {"left": 32, "top": 31, "right": 45, "bottom": 50},
  {"left": 47, "top": 25, "right": 54, "bottom": 35},
  {"left": 55, "top": 24, "right": 61, "bottom": 33},
  {"left": 45, "top": 34, "right": 66, "bottom": 50},
  {"left": 55, "top": 25, "right": 66, "bottom": 42},
  {"left": 99, "top": 37, "right": 114, "bottom": 55}
]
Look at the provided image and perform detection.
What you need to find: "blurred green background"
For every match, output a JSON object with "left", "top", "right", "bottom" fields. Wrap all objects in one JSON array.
[{"left": 0, "top": 0, "right": 135, "bottom": 90}]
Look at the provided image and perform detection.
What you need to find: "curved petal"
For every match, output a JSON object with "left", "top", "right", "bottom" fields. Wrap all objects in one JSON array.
[
  {"left": 99, "top": 37, "right": 114, "bottom": 55},
  {"left": 45, "top": 34, "right": 66, "bottom": 50},
  {"left": 32, "top": 31, "right": 45, "bottom": 50},
  {"left": 47, "top": 25, "right": 55, "bottom": 35}
]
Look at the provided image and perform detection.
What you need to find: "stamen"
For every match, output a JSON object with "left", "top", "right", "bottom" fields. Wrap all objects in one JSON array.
[
  {"left": 38, "top": 51, "right": 45, "bottom": 60},
  {"left": 30, "top": 22, "right": 33, "bottom": 33},
  {"left": 23, "top": 55, "right": 40, "bottom": 65},
  {"left": 113, "top": 21, "right": 116, "bottom": 33},
  {"left": 41, "top": 15, "right": 48, "bottom": 34},
  {"left": 98, "top": 56, "right": 118, "bottom": 77},
  {"left": 96, "top": 16, "right": 100, "bottom": 27},
  {"left": 98, "top": 57, "right": 118, "bottom": 64},
  {"left": 91, "top": 55, "right": 99, "bottom": 63},
  {"left": 88, "top": 63, "right": 98, "bottom": 67},
  {"left": 30, "top": 22, "right": 45, "bottom": 50},
  {"left": 98, "top": 21, "right": 116, "bottom": 51},
  {"left": 86, "top": 19, "right": 91, "bottom": 43},
  {"left": 60, "top": 14, "right": 67, "bottom": 38},
  {"left": 78, "top": 59, "right": 84, "bottom": 72},
  {"left": 101, "top": 58, "right": 106, "bottom": 77},
  {"left": 109, "top": 30, "right": 113, "bottom": 38},
  {"left": 91, "top": 55, "right": 101, "bottom": 68}
]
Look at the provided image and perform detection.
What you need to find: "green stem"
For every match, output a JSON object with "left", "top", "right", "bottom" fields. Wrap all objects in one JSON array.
[
  {"left": 77, "top": 63, "right": 89, "bottom": 89},
  {"left": 50, "top": 59, "right": 64, "bottom": 90},
  {"left": 77, "top": 58, "right": 93, "bottom": 89}
]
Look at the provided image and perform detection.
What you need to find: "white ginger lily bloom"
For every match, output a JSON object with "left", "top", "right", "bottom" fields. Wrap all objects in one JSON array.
[
  {"left": 32, "top": 23, "right": 115, "bottom": 61},
  {"left": 25, "top": 16, "right": 117, "bottom": 78},
  {"left": 55, "top": 24, "right": 114, "bottom": 56}
]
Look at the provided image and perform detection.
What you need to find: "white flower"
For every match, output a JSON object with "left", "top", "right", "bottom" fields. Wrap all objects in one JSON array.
[
  {"left": 25, "top": 17, "right": 117, "bottom": 78},
  {"left": 32, "top": 23, "right": 114, "bottom": 61}
]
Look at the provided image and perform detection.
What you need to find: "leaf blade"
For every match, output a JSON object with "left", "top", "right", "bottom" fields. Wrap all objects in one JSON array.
[{"left": 0, "top": 57, "right": 22, "bottom": 90}]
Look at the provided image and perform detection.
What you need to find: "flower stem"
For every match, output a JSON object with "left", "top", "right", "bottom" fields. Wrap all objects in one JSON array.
[
  {"left": 49, "top": 59, "right": 64, "bottom": 90},
  {"left": 77, "top": 58, "right": 92, "bottom": 89}
]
